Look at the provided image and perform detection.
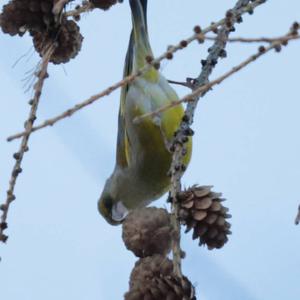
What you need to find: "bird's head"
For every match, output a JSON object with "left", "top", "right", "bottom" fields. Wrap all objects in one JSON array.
[{"left": 98, "top": 179, "right": 128, "bottom": 226}]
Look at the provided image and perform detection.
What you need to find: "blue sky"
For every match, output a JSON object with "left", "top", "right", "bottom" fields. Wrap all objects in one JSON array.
[{"left": 0, "top": 1, "right": 300, "bottom": 299}]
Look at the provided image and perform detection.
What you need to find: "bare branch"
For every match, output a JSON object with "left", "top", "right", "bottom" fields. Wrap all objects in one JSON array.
[
  {"left": 168, "top": 0, "right": 268, "bottom": 279},
  {"left": 0, "top": 44, "right": 55, "bottom": 243},
  {"left": 7, "top": 72, "right": 138, "bottom": 142},
  {"left": 134, "top": 34, "right": 299, "bottom": 123},
  {"left": 7, "top": 0, "right": 265, "bottom": 142},
  {"left": 205, "top": 35, "right": 299, "bottom": 44}
]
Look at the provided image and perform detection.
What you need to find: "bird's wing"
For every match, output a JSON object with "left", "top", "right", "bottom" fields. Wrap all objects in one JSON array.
[
  {"left": 116, "top": 0, "right": 153, "bottom": 168},
  {"left": 116, "top": 31, "right": 134, "bottom": 168},
  {"left": 116, "top": 109, "right": 130, "bottom": 168}
]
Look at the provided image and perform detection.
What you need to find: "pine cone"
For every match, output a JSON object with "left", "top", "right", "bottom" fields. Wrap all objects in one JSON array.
[
  {"left": 31, "top": 19, "right": 83, "bottom": 64},
  {"left": 0, "top": 0, "right": 56, "bottom": 36},
  {"left": 125, "top": 255, "right": 196, "bottom": 300},
  {"left": 122, "top": 207, "right": 173, "bottom": 258},
  {"left": 90, "top": 0, "right": 117, "bottom": 10},
  {"left": 177, "top": 186, "right": 232, "bottom": 250}
]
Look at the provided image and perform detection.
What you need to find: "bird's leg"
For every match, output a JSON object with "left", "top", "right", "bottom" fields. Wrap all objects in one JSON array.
[
  {"left": 167, "top": 78, "right": 197, "bottom": 89},
  {"left": 53, "top": 0, "right": 69, "bottom": 23},
  {"left": 295, "top": 204, "right": 300, "bottom": 225}
]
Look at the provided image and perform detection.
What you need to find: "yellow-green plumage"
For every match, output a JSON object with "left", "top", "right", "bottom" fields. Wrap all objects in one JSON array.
[{"left": 98, "top": 0, "right": 192, "bottom": 225}]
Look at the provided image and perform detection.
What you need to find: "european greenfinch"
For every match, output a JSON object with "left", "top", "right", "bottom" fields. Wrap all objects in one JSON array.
[{"left": 98, "top": 0, "right": 192, "bottom": 225}]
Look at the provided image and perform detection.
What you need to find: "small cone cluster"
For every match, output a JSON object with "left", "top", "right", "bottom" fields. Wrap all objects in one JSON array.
[
  {"left": 31, "top": 19, "right": 83, "bottom": 64},
  {"left": 90, "top": 0, "right": 117, "bottom": 10},
  {"left": 0, "top": 0, "right": 56, "bottom": 36},
  {"left": 177, "top": 185, "right": 232, "bottom": 250},
  {"left": 125, "top": 255, "right": 196, "bottom": 300},
  {"left": 0, "top": 0, "right": 83, "bottom": 64},
  {"left": 122, "top": 207, "right": 173, "bottom": 257},
  {"left": 122, "top": 208, "right": 196, "bottom": 300}
]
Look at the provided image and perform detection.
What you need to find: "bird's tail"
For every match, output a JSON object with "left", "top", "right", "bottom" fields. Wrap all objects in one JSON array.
[
  {"left": 140, "top": 0, "right": 148, "bottom": 33},
  {"left": 129, "top": 0, "right": 148, "bottom": 38},
  {"left": 129, "top": 0, "right": 153, "bottom": 70},
  {"left": 123, "top": 30, "right": 134, "bottom": 78}
]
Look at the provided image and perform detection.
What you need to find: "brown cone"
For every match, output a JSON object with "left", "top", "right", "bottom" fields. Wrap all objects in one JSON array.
[
  {"left": 125, "top": 255, "right": 196, "bottom": 300},
  {"left": 31, "top": 18, "right": 83, "bottom": 64},
  {"left": 0, "top": 0, "right": 57, "bottom": 36},
  {"left": 122, "top": 207, "right": 173, "bottom": 258},
  {"left": 90, "top": 0, "right": 117, "bottom": 10},
  {"left": 177, "top": 185, "right": 232, "bottom": 250}
]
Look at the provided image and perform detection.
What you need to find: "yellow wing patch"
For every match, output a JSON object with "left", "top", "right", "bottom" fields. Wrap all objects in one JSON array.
[{"left": 124, "top": 130, "right": 131, "bottom": 166}]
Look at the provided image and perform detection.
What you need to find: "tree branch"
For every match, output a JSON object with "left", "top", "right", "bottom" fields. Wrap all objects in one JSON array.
[
  {"left": 169, "top": 0, "right": 268, "bottom": 279},
  {"left": 134, "top": 34, "right": 299, "bottom": 123},
  {"left": 0, "top": 45, "right": 55, "bottom": 243},
  {"left": 205, "top": 35, "right": 299, "bottom": 44},
  {"left": 6, "top": 0, "right": 265, "bottom": 142}
]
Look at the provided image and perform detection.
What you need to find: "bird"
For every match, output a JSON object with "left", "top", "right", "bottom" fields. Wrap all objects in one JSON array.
[{"left": 98, "top": 0, "right": 192, "bottom": 225}]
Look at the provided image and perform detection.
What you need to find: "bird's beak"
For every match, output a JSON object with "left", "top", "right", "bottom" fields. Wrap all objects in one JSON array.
[
  {"left": 105, "top": 217, "right": 123, "bottom": 226},
  {"left": 112, "top": 201, "right": 129, "bottom": 223}
]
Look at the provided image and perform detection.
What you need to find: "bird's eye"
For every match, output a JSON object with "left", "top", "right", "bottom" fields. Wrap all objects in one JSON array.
[{"left": 103, "top": 196, "right": 113, "bottom": 212}]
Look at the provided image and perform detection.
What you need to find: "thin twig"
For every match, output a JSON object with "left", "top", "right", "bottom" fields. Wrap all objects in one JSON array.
[
  {"left": 134, "top": 34, "right": 299, "bottom": 123},
  {"left": 7, "top": 73, "right": 139, "bottom": 142},
  {"left": 7, "top": 0, "right": 265, "bottom": 142},
  {"left": 205, "top": 34, "right": 299, "bottom": 44},
  {"left": 168, "top": 79, "right": 194, "bottom": 88},
  {"left": 65, "top": 1, "right": 93, "bottom": 18},
  {"left": 295, "top": 205, "right": 300, "bottom": 225},
  {"left": 0, "top": 44, "right": 55, "bottom": 243}
]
